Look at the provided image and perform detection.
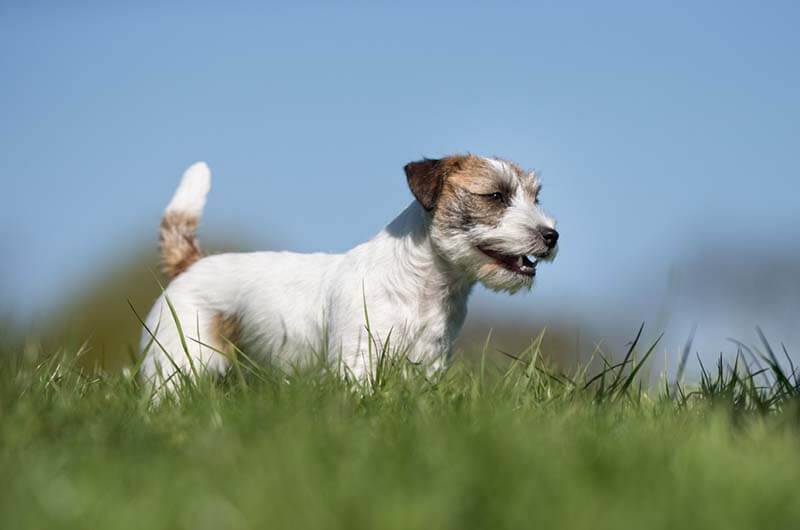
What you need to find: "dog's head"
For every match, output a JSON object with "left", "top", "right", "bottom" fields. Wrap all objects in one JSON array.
[{"left": 406, "top": 154, "right": 558, "bottom": 293}]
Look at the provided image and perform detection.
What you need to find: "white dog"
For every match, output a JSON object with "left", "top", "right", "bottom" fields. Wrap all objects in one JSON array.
[{"left": 140, "top": 155, "right": 558, "bottom": 389}]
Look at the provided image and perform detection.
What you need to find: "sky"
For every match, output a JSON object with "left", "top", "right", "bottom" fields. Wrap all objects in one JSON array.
[{"left": 2, "top": 2, "right": 799, "bottom": 361}]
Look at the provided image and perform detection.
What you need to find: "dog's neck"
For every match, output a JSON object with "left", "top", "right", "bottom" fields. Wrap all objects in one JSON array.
[{"left": 378, "top": 202, "right": 474, "bottom": 337}]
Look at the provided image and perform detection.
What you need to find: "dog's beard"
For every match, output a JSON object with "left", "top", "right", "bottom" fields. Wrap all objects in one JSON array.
[
  {"left": 474, "top": 260, "right": 534, "bottom": 293},
  {"left": 466, "top": 227, "right": 555, "bottom": 293},
  {"left": 432, "top": 229, "right": 537, "bottom": 294}
]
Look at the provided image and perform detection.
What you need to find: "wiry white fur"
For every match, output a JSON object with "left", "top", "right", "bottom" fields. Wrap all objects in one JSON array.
[
  {"left": 140, "top": 157, "right": 556, "bottom": 392},
  {"left": 165, "top": 161, "right": 211, "bottom": 216},
  {"left": 484, "top": 157, "right": 514, "bottom": 180}
]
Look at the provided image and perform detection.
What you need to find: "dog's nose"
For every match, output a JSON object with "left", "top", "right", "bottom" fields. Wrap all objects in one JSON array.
[{"left": 539, "top": 227, "right": 559, "bottom": 249}]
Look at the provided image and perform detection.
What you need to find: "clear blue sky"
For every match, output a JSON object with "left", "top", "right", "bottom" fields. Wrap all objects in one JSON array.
[{"left": 2, "top": 2, "right": 798, "bottom": 354}]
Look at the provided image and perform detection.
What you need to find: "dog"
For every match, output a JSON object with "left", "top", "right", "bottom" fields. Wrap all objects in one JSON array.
[{"left": 140, "top": 155, "right": 558, "bottom": 390}]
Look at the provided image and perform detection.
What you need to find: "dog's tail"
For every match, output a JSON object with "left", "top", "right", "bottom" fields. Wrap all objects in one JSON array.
[{"left": 159, "top": 161, "right": 211, "bottom": 279}]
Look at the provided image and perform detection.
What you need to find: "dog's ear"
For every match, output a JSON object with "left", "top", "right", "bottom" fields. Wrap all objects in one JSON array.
[{"left": 404, "top": 158, "right": 446, "bottom": 211}]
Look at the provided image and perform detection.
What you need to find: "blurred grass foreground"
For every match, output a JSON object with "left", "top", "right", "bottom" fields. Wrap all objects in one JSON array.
[{"left": 3, "top": 328, "right": 800, "bottom": 530}]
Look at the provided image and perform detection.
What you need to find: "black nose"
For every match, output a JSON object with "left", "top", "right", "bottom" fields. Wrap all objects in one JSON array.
[{"left": 539, "top": 227, "right": 559, "bottom": 249}]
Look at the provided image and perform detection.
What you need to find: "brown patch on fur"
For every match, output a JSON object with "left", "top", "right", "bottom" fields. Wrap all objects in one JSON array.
[
  {"left": 441, "top": 156, "right": 498, "bottom": 192},
  {"left": 406, "top": 154, "right": 537, "bottom": 231},
  {"left": 446, "top": 156, "right": 529, "bottom": 193},
  {"left": 211, "top": 312, "right": 242, "bottom": 359},
  {"left": 433, "top": 155, "right": 510, "bottom": 229},
  {"left": 159, "top": 211, "right": 202, "bottom": 279},
  {"left": 404, "top": 155, "right": 484, "bottom": 210}
]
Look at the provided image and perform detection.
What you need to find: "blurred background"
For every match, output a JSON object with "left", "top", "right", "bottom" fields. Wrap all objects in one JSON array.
[{"left": 2, "top": 1, "right": 798, "bottom": 375}]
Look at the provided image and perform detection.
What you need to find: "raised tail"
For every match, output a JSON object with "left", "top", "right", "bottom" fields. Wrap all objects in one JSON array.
[{"left": 159, "top": 161, "right": 211, "bottom": 279}]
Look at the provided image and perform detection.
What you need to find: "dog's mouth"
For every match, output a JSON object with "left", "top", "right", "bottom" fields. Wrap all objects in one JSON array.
[{"left": 477, "top": 247, "right": 537, "bottom": 277}]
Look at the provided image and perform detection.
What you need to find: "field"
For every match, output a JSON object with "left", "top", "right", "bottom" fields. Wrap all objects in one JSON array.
[{"left": 3, "top": 330, "right": 800, "bottom": 530}]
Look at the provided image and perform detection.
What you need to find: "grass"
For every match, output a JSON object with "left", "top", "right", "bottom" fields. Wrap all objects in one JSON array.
[{"left": 3, "top": 327, "right": 800, "bottom": 530}]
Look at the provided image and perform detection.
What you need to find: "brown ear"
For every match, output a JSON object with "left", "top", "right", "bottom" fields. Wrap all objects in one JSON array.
[{"left": 404, "top": 158, "right": 446, "bottom": 211}]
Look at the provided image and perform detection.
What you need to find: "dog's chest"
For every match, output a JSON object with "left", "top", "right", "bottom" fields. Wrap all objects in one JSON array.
[
  {"left": 409, "top": 296, "right": 469, "bottom": 361},
  {"left": 364, "top": 279, "right": 471, "bottom": 363}
]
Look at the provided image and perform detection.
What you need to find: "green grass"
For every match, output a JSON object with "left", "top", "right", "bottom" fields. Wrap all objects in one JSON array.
[{"left": 3, "top": 329, "right": 800, "bottom": 530}]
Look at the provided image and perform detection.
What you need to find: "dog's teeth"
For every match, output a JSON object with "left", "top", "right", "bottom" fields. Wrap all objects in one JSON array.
[{"left": 516, "top": 256, "right": 524, "bottom": 267}]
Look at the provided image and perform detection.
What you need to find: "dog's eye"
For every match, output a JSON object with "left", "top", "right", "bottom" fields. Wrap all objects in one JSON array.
[{"left": 486, "top": 192, "right": 506, "bottom": 204}]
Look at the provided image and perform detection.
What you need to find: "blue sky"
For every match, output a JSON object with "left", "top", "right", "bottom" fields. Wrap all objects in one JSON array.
[{"left": 2, "top": 2, "right": 799, "bottom": 355}]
